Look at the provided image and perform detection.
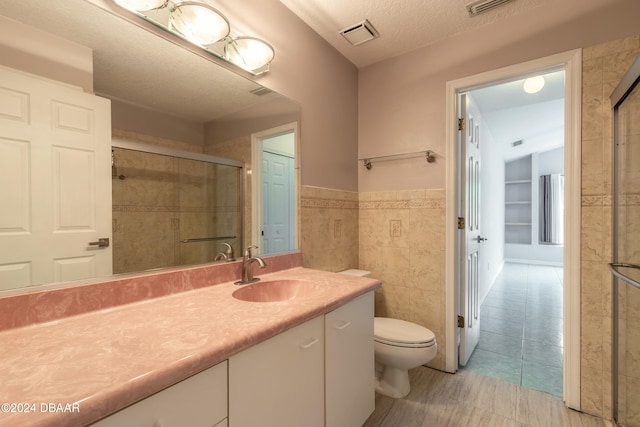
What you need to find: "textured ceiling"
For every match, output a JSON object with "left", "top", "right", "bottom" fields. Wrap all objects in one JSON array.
[
  {"left": 4, "top": 0, "right": 568, "bottom": 150},
  {"left": 1, "top": 0, "right": 295, "bottom": 123},
  {"left": 278, "top": 0, "right": 567, "bottom": 155},
  {"left": 470, "top": 70, "right": 565, "bottom": 156},
  {"left": 279, "top": 0, "right": 545, "bottom": 68}
]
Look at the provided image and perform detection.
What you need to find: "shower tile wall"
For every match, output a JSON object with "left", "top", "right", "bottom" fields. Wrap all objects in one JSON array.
[
  {"left": 359, "top": 189, "right": 446, "bottom": 371},
  {"left": 112, "top": 130, "right": 241, "bottom": 274},
  {"left": 614, "top": 51, "right": 640, "bottom": 426},
  {"left": 580, "top": 35, "right": 640, "bottom": 417},
  {"left": 204, "top": 135, "right": 253, "bottom": 249}
]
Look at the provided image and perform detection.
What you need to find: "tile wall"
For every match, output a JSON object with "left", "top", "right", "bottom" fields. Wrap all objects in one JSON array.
[
  {"left": 359, "top": 189, "right": 447, "bottom": 371},
  {"left": 111, "top": 130, "right": 242, "bottom": 274},
  {"left": 204, "top": 135, "right": 253, "bottom": 252},
  {"left": 299, "top": 186, "right": 359, "bottom": 273},
  {"left": 301, "top": 187, "right": 446, "bottom": 371},
  {"left": 580, "top": 35, "right": 640, "bottom": 417}
]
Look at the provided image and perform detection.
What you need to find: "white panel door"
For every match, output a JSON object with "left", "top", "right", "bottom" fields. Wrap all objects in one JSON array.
[
  {"left": 459, "top": 94, "right": 484, "bottom": 366},
  {"left": 262, "top": 151, "right": 294, "bottom": 254},
  {"left": 0, "top": 66, "right": 112, "bottom": 290}
]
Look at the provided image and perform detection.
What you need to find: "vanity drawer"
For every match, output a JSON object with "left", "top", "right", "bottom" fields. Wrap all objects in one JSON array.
[{"left": 91, "top": 361, "right": 227, "bottom": 427}]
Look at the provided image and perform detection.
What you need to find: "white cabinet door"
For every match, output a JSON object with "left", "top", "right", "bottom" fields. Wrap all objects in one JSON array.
[
  {"left": 229, "top": 316, "right": 324, "bottom": 427},
  {"left": 0, "top": 65, "right": 112, "bottom": 290},
  {"left": 91, "top": 361, "right": 227, "bottom": 427},
  {"left": 325, "top": 292, "right": 375, "bottom": 427}
]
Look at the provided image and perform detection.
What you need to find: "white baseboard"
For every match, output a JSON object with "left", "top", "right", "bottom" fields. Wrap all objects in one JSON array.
[{"left": 504, "top": 258, "right": 563, "bottom": 267}]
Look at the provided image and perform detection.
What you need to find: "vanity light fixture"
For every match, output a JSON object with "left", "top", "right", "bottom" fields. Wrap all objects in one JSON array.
[
  {"left": 523, "top": 76, "right": 545, "bottom": 94},
  {"left": 225, "top": 37, "right": 275, "bottom": 74},
  {"left": 111, "top": 0, "right": 275, "bottom": 75},
  {"left": 169, "top": 2, "right": 229, "bottom": 46},
  {"left": 114, "top": 0, "right": 167, "bottom": 12}
]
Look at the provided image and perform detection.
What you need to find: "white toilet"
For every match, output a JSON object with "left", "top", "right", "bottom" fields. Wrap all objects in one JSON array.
[{"left": 339, "top": 269, "right": 437, "bottom": 398}]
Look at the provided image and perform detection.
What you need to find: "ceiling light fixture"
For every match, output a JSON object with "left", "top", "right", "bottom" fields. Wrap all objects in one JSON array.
[
  {"left": 226, "top": 37, "right": 275, "bottom": 74},
  {"left": 169, "top": 2, "right": 229, "bottom": 46},
  {"left": 523, "top": 76, "right": 545, "bottom": 94},
  {"left": 112, "top": 0, "right": 275, "bottom": 75},
  {"left": 114, "top": 0, "right": 167, "bottom": 12}
]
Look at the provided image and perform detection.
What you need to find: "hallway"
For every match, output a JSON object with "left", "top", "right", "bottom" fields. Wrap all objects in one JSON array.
[{"left": 461, "top": 263, "right": 564, "bottom": 397}]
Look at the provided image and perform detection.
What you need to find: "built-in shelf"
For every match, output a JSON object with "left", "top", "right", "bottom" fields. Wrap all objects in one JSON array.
[{"left": 505, "top": 156, "right": 532, "bottom": 245}]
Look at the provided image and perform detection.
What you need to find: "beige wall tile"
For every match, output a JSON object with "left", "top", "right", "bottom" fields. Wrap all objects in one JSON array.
[
  {"left": 580, "top": 35, "right": 639, "bottom": 419},
  {"left": 300, "top": 186, "right": 360, "bottom": 273},
  {"left": 581, "top": 365, "right": 603, "bottom": 415}
]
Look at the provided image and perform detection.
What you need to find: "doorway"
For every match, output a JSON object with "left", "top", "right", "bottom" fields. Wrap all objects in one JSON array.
[
  {"left": 444, "top": 49, "right": 582, "bottom": 409},
  {"left": 251, "top": 123, "right": 299, "bottom": 255},
  {"left": 457, "top": 73, "right": 566, "bottom": 397}
]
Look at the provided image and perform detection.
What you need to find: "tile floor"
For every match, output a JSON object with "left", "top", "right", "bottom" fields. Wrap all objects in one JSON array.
[
  {"left": 363, "top": 367, "right": 605, "bottom": 427},
  {"left": 461, "top": 263, "right": 564, "bottom": 397}
]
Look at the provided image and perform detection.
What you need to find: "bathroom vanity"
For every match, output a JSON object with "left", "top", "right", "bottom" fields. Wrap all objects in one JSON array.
[{"left": 0, "top": 261, "right": 380, "bottom": 427}]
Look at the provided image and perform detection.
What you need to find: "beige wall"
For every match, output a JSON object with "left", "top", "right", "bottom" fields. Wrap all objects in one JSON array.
[
  {"left": 350, "top": 3, "right": 640, "bottom": 419},
  {"left": 0, "top": 15, "right": 94, "bottom": 92},
  {"left": 217, "top": 0, "right": 359, "bottom": 192},
  {"left": 358, "top": 0, "right": 640, "bottom": 192},
  {"left": 580, "top": 36, "right": 640, "bottom": 417}
]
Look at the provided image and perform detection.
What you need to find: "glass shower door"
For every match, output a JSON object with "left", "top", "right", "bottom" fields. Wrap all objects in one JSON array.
[{"left": 611, "top": 54, "right": 640, "bottom": 427}]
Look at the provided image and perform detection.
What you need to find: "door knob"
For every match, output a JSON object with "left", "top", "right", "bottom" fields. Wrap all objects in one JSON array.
[
  {"left": 476, "top": 236, "right": 487, "bottom": 243},
  {"left": 88, "top": 238, "right": 110, "bottom": 248}
]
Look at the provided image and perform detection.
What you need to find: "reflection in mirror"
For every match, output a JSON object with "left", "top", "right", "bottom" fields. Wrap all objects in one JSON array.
[
  {"left": 0, "top": 0, "right": 301, "bottom": 291},
  {"left": 111, "top": 141, "right": 243, "bottom": 274}
]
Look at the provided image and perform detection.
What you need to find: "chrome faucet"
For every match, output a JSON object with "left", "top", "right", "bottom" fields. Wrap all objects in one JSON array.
[
  {"left": 214, "top": 242, "right": 235, "bottom": 262},
  {"left": 235, "top": 245, "right": 266, "bottom": 285}
]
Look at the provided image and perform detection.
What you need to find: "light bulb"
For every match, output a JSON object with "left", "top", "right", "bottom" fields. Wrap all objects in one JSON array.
[
  {"left": 523, "top": 76, "right": 545, "bottom": 94},
  {"left": 170, "top": 2, "right": 230, "bottom": 46},
  {"left": 226, "top": 37, "right": 275, "bottom": 72}
]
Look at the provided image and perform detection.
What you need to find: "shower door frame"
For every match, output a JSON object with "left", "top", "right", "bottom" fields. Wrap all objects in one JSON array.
[
  {"left": 609, "top": 53, "right": 640, "bottom": 425},
  {"left": 111, "top": 138, "right": 245, "bottom": 269}
]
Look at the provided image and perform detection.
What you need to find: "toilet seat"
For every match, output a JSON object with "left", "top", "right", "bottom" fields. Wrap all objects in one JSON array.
[{"left": 374, "top": 317, "right": 436, "bottom": 348}]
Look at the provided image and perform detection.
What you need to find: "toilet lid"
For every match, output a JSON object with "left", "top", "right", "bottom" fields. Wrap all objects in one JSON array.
[{"left": 374, "top": 317, "right": 435, "bottom": 346}]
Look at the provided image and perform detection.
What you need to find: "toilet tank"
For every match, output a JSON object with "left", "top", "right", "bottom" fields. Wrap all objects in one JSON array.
[{"left": 338, "top": 269, "right": 372, "bottom": 278}]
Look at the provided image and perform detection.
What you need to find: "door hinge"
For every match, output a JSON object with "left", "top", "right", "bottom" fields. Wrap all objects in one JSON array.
[
  {"left": 458, "top": 118, "right": 466, "bottom": 131},
  {"left": 458, "top": 315, "right": 465, "bottom": 328},
  {"left": 457, "top": 217, "right": 465, "bottom": 230}
]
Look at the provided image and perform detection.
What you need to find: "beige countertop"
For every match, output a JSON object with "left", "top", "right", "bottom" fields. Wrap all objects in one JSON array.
[{"left": 0, "top": 267, "right": 381, "bottom": 427}]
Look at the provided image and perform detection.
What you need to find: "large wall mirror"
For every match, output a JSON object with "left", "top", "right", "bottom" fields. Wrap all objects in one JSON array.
[{"left": 0, "top": 0, "right": 301, "bottom": 292}]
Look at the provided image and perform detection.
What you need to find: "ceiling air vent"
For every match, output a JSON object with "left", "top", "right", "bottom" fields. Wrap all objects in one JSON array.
[
  {"left": 466, "top": 0, "right": 515, "bottom": 16},
  {"left": 339, "top": 19, "right": 379, "bottom": 46},
  {"left": 511, "top": 140, "right": 524, "bottom": 147}
]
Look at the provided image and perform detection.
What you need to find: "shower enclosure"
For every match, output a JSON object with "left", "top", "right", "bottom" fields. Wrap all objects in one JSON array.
[
  {"left": 610, "top": 54, "right": 640, "bottom": 427},
  {"left": 111, "top": 140, "right": 243, "bottom": 275}
]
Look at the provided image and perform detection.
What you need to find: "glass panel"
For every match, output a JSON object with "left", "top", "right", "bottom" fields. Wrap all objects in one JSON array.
[
  {"left": 614, "top": 72, "right": 640, "bottom": 427},
  {"left": 112, "top": 147, "right": 242, "bottom": 274}
]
